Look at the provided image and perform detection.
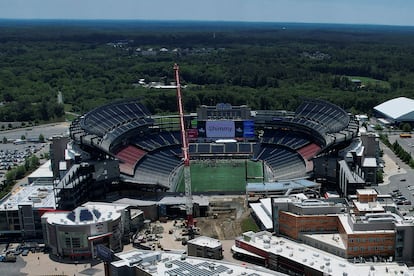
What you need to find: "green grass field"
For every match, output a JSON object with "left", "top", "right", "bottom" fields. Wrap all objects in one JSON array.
[
  {"left": 348, "top": 76, "right": 390, "bottom": 89},
  {"left": 175, "top": 159, "right": 263, "bottom": 193}
]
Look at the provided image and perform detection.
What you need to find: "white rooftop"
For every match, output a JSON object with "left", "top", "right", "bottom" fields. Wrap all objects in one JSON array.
[
  {"left": 357, "top": 188, "right": 377, "bottom": 196},
  {"left": 249, "top": 198, "right": 273, "bottom": 230},
  {"left": 362, "top": 157, "right": 377, "bottom": 168},
  {"left": 237, "top": 231, "right": 411, "bottom": 276},
  {"left": 28, "top": 160, "right": 53, "bottom": 181},
  {"left": 353, "top": 200, "right": 384, "bottom": 213},
  {"left": 113, "top": 249, "right": 281, "bottom": 276},
  {"left": 43, "top": 202, "right": 124, "bottom": 226},
  {"left": 0, "top": 183, "right": 55, "bottom": 211},
  {"left": 188, "top": 236, "right": 222, "bottom": 249},
  {"left": 374, "top": 97, "right": 414, "bottom": 120}
]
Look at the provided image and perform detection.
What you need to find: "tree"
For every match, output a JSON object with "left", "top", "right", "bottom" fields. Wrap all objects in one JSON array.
[
  {"left": 2, "top": 137, "right": 7, "bottom": 144},
  {"left": 401, "top": 123, "right": 412, "bottom": 133},
  {"left": 376, "top": 170, "right": 384, "bottom": 184},
  {"left": 39, "top": 134, "right": 45, "bottom": 143}
]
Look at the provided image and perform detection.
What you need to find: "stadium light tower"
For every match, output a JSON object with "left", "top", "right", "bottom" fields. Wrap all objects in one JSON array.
[{"left": 174, "top": 64, "right": 195, "bottom": 238}]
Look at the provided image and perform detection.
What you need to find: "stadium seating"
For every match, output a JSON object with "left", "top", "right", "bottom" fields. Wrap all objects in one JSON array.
[
  {"left": 254, "top": 145, "right": 307, "bottom": 180},
  {"left": 68, "top": 98, "right": 357, "bottom": 189},
  {"left": 115, "top": 145, "right": 147, "bottom": 176},
  {"left": 260, "top": 129, "right": 310, "bottom": 150},
  {"left": 133, "top": 131, "right": 182, "bottom": 151},
  {"left": 295, "top": 99, "right": 349, "bottom": 133},
  {"left": 297, "top": 143, "right": 321, "bottom": 161},
  {"left": 133, "top": 149, "right": 182, "bottom": 188},
  {"left": 80, "top": 101, "right": 151, "bottom": 137}
]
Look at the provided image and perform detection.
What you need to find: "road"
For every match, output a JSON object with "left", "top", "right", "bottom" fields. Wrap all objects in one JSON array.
[{"left": 376, "top": 138, "right": 414, "bottom": 214}]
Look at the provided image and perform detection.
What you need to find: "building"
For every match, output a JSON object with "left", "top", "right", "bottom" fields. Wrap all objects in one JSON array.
[
  {"left": 246, "top": 179, "right": 321, "bottom": 198},
  {"left": 27, "top": 160, "right": 54, "bottom": 184},
  {"left": 49, "top": 136, "right": 70, "bottom": 178},
  {"left": 233, "top": 231, "right": 411, "bottom": 276},
  {"left": 110, "top": 249, "right": 281, "bottom": 276},
  {"left": 374, "top": 97, "right": 414, "bottom": 126},
  {"left": 187, "top": 236, "right": 223, "bottom": 260},
  {"left": 41, "top": 202, "right": 144, "bottom": 260},
  {"left": 0, "top": 181, "right": 55, "bottom": 240},
  {"left": 261, "top": 189, "right": 414, "bottom": 263}
]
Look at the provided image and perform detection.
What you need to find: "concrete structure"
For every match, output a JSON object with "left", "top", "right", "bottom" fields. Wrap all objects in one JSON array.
[
  {"left": 261, "top": 189, "right": 414, "bottom": 263},
  {"left": 187, "top": 236, "right": 223, "bottom": 260},
  {"left": 374, "top": 97, "right": 414, "bottom": 126},
  {"left": 27, "top": 160, "right": 54, "bottom": 184},
  {"left": 0, "top": 181, "right": 55, "bottom": 239},
  {"left": 110, "top": 249, "right": 281, "bottom": 276},
  {"left": 114, "top": 195, "right": 210, "bottom": 221},
  {"left": 42, "top": 202, "right": 144, "bottom": 260},
  {"left": 233, "top": 231, "right": 411, "bottom": 276},
  {"left": 49, "top": 136, "right": 70, "bottom": 179},
  {"left": 246, "top": 179, "right": 321, "bottom": 197}
]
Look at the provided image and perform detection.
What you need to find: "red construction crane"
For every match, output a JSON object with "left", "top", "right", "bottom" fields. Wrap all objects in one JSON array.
[{"left": 173, "top": 64, "right": 194, "bottom": 237}]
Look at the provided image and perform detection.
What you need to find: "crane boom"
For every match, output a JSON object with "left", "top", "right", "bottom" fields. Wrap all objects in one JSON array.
[{"left": 173, "top": 64, "right": 194, "bottom": 231}]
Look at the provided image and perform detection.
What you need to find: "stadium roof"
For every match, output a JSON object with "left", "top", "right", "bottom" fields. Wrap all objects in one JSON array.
[{"left": 374, "top": 97, "right": 414, "bottom": 121}]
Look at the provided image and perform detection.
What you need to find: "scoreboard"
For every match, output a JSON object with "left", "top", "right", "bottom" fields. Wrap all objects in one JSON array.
[{"left": 191, "top": 120, "right": 255, "bottom": 139}]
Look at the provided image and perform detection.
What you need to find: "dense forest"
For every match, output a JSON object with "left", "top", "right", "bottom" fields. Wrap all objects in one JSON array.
[{"left": 1, "top": 20, "right": 414, "bottom": 122}]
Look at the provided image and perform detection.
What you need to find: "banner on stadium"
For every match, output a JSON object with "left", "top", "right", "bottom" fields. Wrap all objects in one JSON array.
[
  {"left": 197, "top": 120, "right": 255, "bottom": 138},
  {"left": 197, "top": 121, "right": 207, "bottom": 138},
  {"left": 243, "top": 120, "right": 255, "bottom": 138},
  {"left": 187, "top": 128, "right": 198, "bottom": 139},
  {"left": 206, "top": 120, "right": 235, "bottom": 138}
]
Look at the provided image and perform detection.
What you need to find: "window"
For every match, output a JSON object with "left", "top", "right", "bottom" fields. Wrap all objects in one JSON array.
[{"left": 65, "top": 237, "right": 71, "bottom": 248}]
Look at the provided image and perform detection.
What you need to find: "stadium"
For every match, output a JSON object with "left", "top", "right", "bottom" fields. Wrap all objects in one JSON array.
[{"left": 65, "top": 98, "right": 359, "bottom": 202}]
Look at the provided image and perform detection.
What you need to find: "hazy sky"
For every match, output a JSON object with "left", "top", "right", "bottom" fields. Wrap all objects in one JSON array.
[{"left": 0, "top": 0, "right": 413, "bottom": 26}]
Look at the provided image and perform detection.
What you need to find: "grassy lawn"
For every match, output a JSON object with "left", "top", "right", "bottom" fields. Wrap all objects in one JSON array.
[
  {"left": 241, "top": 216, "right": 260, "bottom": 232},
  {"left": 348, "top": 76, "right": 390, "bottom": 89}
]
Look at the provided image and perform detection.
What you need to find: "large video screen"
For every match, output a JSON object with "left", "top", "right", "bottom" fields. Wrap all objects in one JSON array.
[{"left": 197, "top": 120, "right": 255, "bottom": 138}]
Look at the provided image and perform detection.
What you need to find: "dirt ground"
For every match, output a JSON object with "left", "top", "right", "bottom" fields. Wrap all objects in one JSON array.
[{"left": 196, "top": 195, "right": 250, "bottom": 240}]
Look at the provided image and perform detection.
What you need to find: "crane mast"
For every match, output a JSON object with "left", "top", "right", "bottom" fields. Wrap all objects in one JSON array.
[{"left": 173, "top": 64, "right": 194, "bottom": 233}]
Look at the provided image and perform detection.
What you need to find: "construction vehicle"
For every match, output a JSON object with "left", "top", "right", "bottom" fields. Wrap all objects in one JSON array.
[{"left": 173, "top": 64, "right": 195, "bottom": 239}]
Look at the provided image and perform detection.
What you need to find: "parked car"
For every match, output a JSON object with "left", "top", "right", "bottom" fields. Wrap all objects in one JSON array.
[{"left": 21, "top": 249, "right": 29, "bottom": 256}]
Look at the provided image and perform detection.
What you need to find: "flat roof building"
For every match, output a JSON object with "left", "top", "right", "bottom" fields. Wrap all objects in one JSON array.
[
  {"left": 110, "top": 249, "right": 281, "bottom": 276},
  {"left": 187, "top": 236, "right": 223, "bottom": 260},
  {"left": 233, "top": 231, "right": 411, "bottom": 276},
  {"left": 27, "top": 160, "right": 54, "bottom": 184},
  {"left": 374, "top": 97, "right": 414, "bottom": 125},
  {"left": 0, "top": 181, "right": 55, "bottom": 239}
]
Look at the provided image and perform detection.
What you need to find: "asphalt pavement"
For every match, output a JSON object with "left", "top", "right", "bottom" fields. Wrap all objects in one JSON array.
[{"left": 376, "top": 139, "right": 414, "bottom": 214}]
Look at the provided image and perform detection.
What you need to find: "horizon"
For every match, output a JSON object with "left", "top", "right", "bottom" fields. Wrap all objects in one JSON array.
[
  {"left": 0, "top": 0, "right": 413, "bottom": 27},
  {"left": 1, "top": 18, "right": 414, "bottom": 29}
]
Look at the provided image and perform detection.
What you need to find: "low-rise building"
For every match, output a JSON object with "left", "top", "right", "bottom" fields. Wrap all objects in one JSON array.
[
  {"left": 0, "top": 180, "right": 55, "bottom": 239},
  {"left": 250, "top": 189, "right": 414, "bottom": 263},
  {"left": 110, "top": 249, "right": 281, "bottom": 276},
  {"left": 233, "top": 231, "right": 411, "bottom": 276},
  {"left": 42, "top": 202, "right": 144, "bottom": 260},
  {"left": 187, "top": 236, "right": 223, "bottom": 260}
]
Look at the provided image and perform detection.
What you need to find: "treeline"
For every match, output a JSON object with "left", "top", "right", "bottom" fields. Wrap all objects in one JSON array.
[
  {"left": 0, "top": 155, "right": 40, "bottom": 199},
  {"left": 380, "top": 134, "right": 414, "bottom": 168},
  {"left": 1, "top": 21, "right": 414, "bottom": 119}
]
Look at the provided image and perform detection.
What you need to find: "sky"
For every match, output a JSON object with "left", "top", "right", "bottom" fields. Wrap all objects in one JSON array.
[{"left": 0, "top": 0, "right": 413, "bottom": 26}]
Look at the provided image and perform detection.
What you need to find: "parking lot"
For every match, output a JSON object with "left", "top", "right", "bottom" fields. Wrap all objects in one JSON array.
[
  {"left": 376, "top": 139, "right": 414, "bottom": 215},
  {"left": 0, "top": 122, "right": 69, "bottom": 183}
]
